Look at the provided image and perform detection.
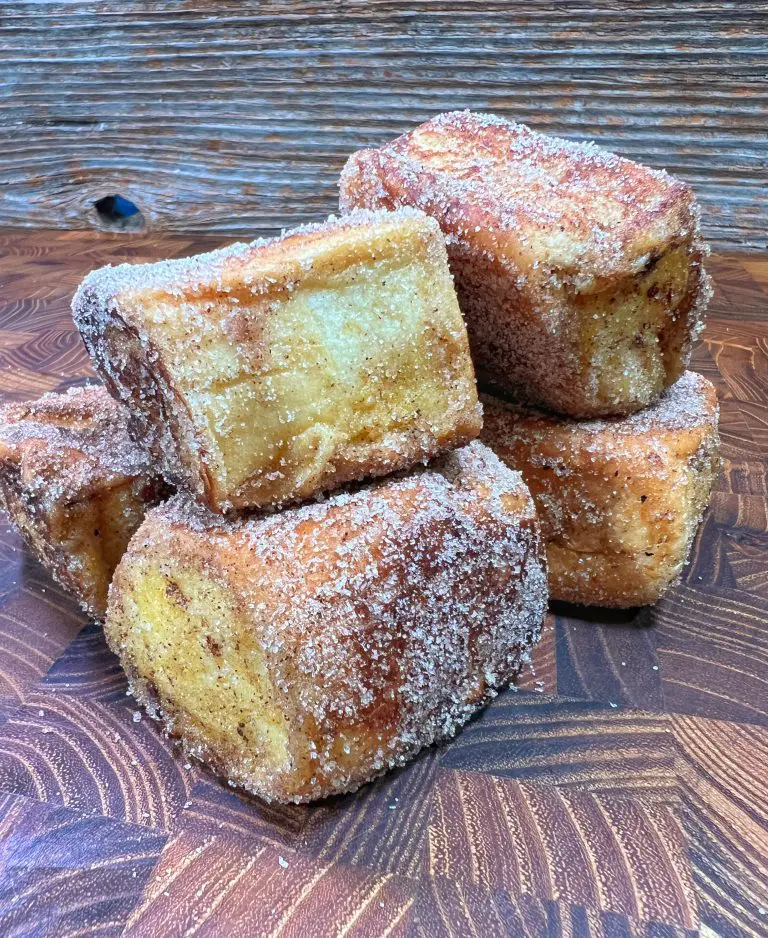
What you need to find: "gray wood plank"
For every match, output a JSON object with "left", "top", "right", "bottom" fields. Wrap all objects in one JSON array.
[{"left": 1, "top": 1, "right": 765, "bottom": 247}]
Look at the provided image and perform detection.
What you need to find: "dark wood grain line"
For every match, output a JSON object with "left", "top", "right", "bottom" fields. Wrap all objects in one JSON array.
[
  {"left": 123, "top": 828, "right": 416, "bottom": 938},
  {"left": 705, "top": 321, "right": 768, "bottom": 407},
  {"left": 0, "top": 693, "right": 196, "bottom": 830},
  {"left": 515, "top": 613, "right": 558, "bottom": 696},
  {"left": 653, "top": 583, "right": 768, "bottom": 727},
  {"left": 0, "top": 538, "right": 86, "bottom": 702},
  {"left": 300, "top": 750, "right": 438, "bottom": 881},
  {"left": 439, "top": 694, "right": 678, "bottom": 805},
  {"left": 553, "top": 610, "right": 664, "bottom": 710},
  {"left": 42, "top": 622, "right": 128, "bottom": 703},
  {"left": 410, "top": 875, "right": 699, "bottom": 938}
]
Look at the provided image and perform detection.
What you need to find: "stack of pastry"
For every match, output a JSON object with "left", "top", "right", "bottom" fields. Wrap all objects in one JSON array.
[
  {"left": 341, "top": 111, "right": 720, "bottom": 608},
  {"left": 0, "top": 111, "right": 719, "bottom": 803},
  {"left": 2, "top": 206, "right": 549, "bottom": 803}
]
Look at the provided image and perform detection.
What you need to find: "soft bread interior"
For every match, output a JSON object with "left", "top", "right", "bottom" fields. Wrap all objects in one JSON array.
[
  {"left": 576, "top": 246, "right": 692, "bottom": 410},
  {"left": 193, "top": 255, "right": 466, "bottom": 504},
  {"left": 118, "top": 564, "right": 292, "bottom": 773},
  {"left": 130, "top": 219, "right": 477, "bottom": 509},
  {"left": 110, "top": 553, "right": 419, "bottom": 799},
  {"left": 543, "top": 465, "right": 700, "bottom": 607}
]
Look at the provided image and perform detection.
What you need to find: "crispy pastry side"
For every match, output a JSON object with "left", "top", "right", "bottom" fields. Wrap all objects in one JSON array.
[
  {"left": 72, "top": 207, "right": 482, "bottom": 513},
  {"left": 105, "top": 442, "right": 547, "bottom": 803},
  {"left": 0, "top": 386, "right": 169, "bottom": 618},
  {"left": 481, "top": 371, "right": 720, "bottom": 607},
  {"left": 340, "top": 110, "right": 712, "bottom": 418}
]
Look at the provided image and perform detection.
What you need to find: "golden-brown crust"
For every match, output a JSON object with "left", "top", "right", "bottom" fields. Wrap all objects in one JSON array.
[
  {"left": 105, "top": 442, "right": 548, "bottom": 803},
  {"left": 73, "top": 207, "right": 482, "bottom": 513},
  {"left": 481, "top": 372, "right": 720, "bottom": 607},
  {"left": 339, "top": 110, "right": 712, "bottom": 418},
  {"left": 0, "top": 386, "right": 169, "bottom": 618}
]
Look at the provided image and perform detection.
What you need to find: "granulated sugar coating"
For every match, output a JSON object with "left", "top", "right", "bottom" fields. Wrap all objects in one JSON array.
[
  {"left": 72, "top": 207, "right": 481, "bottom": 513},
  {"left": 0, "top": 386, "right": 169, "bottom": 617},
  {"left": 340, "top": 110, "right": 712, "bottom": 419},
  {"left": 481, "top": 372, "right": 721, "bottom": 607},
  {"left": 105, "top": 441, "right": 548, "bottom": 803}
]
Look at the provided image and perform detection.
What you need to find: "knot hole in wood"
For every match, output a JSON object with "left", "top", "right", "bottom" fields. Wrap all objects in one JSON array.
[{"left": 92, "top": 194, "right": 146, "bottom": 232}]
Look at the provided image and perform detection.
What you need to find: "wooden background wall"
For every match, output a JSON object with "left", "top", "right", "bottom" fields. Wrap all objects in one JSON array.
[{"left": 1, "top": 1, "right": 766, "bottom": 249}]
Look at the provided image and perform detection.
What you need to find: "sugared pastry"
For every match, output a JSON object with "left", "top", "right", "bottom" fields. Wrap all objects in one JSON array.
[
  {"left": 72, "top": 207, "right": 482, "bottom": 513},
  {"left": 340, "top": 110, "right": 711, "bottom": 419},
  {"left": 105, "top": 442, "right": 547, "bottom": 803},
  {"left": 481, "top": 372, "right": 720, "bottom": 608},
  {"left": 0, "top": 386, "right": 169, "bottom": 619}
]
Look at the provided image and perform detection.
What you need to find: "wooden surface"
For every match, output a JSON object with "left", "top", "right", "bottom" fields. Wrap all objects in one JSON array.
[
  {"left": 0, "top": 229, "right": 766, "bottom": 938},
  {"left": 1, "top": 2, "right": 767, "bottom": 250}
]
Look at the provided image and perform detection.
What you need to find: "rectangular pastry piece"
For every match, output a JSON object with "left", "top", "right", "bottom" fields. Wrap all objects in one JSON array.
[
  {"left": 481, "top": 371, "right": 720, "bottom": 608},
  {"left": 73, "top": 207, "right": 482, "bottom": 513},
  {"left": 0, "top": 386, "right": 169, "bottom": 619},
  {"left": 340, "top": 110, "right": 712, "bottom": 418},
  {"left": 105, "top": 441, "right": 547, "bottom": 803}
]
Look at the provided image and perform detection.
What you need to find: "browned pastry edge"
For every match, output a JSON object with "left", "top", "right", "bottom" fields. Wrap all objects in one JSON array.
[
  {"left": 0, "top": 386, "right": 169, "bottom": 617},
  {"left": 105, "top": 442, "right": 548, "bottom": 802},
  {"left": 481, "top": 371, "right": 720, "bottom": 607}
]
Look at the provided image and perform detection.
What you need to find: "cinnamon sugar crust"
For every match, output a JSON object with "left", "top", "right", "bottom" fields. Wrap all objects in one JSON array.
[
  {"left": 481, "top": 372, "right": 720, "bottom": 607},
  {"left": 105, "top": 442, "right": 547, "bottom": 803},
  {"left": 340, "top": 110, "right": 712, "bottom": 418},
  {"left": 72, "top": 207, "right": 482, "bottom": 513},
  {"left": 0, "top": 386, "right": 169, "bottom": 618}
]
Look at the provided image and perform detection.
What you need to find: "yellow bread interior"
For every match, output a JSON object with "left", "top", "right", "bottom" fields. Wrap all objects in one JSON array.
[
  {"left": 104, "top": 211, "right": 480, "bottom": 510},
  {"left": 480, "top": 373, "right": 720, "bottom": 607},
  {"left": 194, "top": 254, "right": 466, "bottom": 504},
  {"left": 575, "top": 246, "right": 692, "bottom": 411},
  {"left": 0, "top": 386, "right": 166, "bottom": 619},
  {"left": 106, "top": 443, "right": 548, "bottom": 801},
  {"left": 126, "top": 567, "right": 292, "bottom": 771},
  {"left": 339, "top": 113, "right": 710, "bottom": 418},
  {"left": 539, "top": 441, "right": 717, "bottom": 607},
  {"left": 113, "top": 548, "right": 397, "bottom": 800},
  {"left": 0, "top": 476, "right": 150, "bottom": 617}
]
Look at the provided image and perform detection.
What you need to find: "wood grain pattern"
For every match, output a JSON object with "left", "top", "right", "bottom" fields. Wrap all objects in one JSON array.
[
  {"left": 0, "top": 791, "right": 167, "bottom": 938},
  {"left": 673, "top": 715, "right": 768, "bottom": 937},
  {"left": 0, "top": 693, "right": 196, "bottom": 830},
  {"left": 1, "top": 3, "right": 766, "bottom": 249},
  {"left": 0, "top": 230, "right": 766, "bottom": 936},
  {"left": 427, "top": 771, "right": 697, "bottom": 926},
  {"left": 653, "top": 583, "right": 768, "bottom": 727},
  {"left": 122, "top": 829, "right": 416, "bottom": 938},
  {"left": 438, "top": 694, "right": 679, "bottom": 806},
  {"left": 553, "top": 609, "right": 664, "bottom": 711}
]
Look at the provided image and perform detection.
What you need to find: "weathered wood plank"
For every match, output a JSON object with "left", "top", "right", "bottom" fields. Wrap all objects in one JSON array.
[{"left": 0, "top": 1, "right": 765, "bottom": 247}]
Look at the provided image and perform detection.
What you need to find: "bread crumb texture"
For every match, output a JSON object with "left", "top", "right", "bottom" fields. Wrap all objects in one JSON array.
[
  {"left": 481, "top": 372, "right": 720, "bottom": 607},
  {"left": 340, "top": 110, "right": 712, "bottom": 418},
  {"left": 106, "top": 442, "right": 548, "bottom": 802},
  {"left": 72, "top": 207, "right": 481, "bottom": 512}
]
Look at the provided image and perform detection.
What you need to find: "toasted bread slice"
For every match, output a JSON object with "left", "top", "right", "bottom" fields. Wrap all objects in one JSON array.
[
  {"left": 481, "top": 372, "right": 720, "bottom": 607},
  {"left": 105, "top": 442, "right": 547, "bottom": 803},
  {"left": 0, "top": 386, "right": 169, "bottom": 618},
  {"left": 340, "top": 111, "right": 711, "bottom": 418},
  {"left": 73, "top": 208, "right": 482, "bottom": 513}
]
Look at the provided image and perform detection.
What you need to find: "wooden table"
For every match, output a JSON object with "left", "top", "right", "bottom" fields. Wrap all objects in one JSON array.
[{"left": 0, "top": 231, "right": 765, "bottom": 938}]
